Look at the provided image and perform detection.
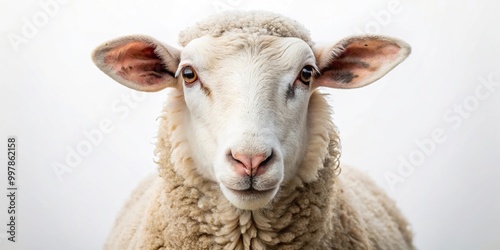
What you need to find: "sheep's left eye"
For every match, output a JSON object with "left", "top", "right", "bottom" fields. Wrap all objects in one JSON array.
[{"left": 300, "top": 66, "right": 314, "bottom": 84}]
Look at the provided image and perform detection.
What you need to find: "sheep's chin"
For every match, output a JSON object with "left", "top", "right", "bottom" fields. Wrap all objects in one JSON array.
[{"left": 219, "top": 184, "right": 279, "bottom": 210}]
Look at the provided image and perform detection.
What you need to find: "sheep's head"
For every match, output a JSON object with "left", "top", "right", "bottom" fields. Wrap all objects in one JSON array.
[{"left": 92, "top": 12, "right": 410, "bottom": 210}]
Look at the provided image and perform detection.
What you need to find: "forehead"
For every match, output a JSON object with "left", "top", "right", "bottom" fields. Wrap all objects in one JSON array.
[{"left": 180, "top": 34, "right": 315, "bottom": 70}]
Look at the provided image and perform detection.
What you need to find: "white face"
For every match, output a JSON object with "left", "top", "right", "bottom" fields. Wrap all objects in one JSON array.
[{"left": 178, "top": 34, "right": 317, "bottom": 210}]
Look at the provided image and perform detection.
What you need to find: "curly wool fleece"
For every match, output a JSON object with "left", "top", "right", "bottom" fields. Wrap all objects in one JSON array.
[
  {"left": 104, "top": 11, "right": 414, "bottom": 250},
  {"left": 178, "top": 11, "right": 314, "bottom": 47}
]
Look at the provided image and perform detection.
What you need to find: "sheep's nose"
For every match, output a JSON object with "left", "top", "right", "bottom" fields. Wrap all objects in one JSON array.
[{"left": 229, "top": 151, "right": 273, "bottom": 177}]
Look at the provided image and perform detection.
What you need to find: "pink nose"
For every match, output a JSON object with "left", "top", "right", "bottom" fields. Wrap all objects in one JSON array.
[{"left": 230, "top": 151, "right": 273, "bottom": 177}]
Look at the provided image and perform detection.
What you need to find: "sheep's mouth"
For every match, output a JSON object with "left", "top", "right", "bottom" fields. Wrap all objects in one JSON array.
[
  {"left": 220, "top": 183, "right": 279, "bottom": 209},
  {"left": 218, "top": 175, "right": 281, "bottom": 209},
  {"left": 226, "top": 186, "right": 276, "bottom": 198}
]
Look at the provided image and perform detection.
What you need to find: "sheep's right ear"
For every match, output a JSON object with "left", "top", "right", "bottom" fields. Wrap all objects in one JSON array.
[{"left": 92, "top": 35, "right": 180, "bottom": 92}]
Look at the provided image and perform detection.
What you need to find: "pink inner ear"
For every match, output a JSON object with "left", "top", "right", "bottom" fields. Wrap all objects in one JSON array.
[
  {"left": 104, "top": 41, "right": 171, "bottom": 86},
  {"left": 324, "top": 39, "right": 401, "bottom": 85}
]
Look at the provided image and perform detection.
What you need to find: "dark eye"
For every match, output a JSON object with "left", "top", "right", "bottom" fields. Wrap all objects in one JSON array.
[
  {"left": 181, "top": 66, "right": 198, "bottom": 84},
  {"left": 300, "top": 65, "right": 314, "bottom": 85}
]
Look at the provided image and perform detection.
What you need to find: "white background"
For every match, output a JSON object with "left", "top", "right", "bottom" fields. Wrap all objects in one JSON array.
[{"left": 1, "top": 0, "right": 499, "bottom": 249}]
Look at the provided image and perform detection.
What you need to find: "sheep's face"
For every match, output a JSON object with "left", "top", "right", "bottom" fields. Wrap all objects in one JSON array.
[
  {"left": 179, "top": 34, "right": 316, "bottom": 209},
  {"left": 92, "top": 32, "right": 410, "bottom": 210}
]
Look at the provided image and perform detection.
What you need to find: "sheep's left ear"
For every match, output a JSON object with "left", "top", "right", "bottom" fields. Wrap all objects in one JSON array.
[{"left": 313, "top": 36, "right": 411, "bottom": 89}]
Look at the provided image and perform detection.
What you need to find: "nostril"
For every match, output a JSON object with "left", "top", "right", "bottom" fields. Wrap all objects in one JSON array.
[
  {"left": 260, "top": 151, "right": 273, "bottom": 166},
  {"left": 251, "top": 151, "right": 273, "bottom": 169},
  {"left": 230, "top": 152, "right": 252, "bottom": 169},
  {"left": 229, "top": 150, "right": 274, "bottom": 177}
]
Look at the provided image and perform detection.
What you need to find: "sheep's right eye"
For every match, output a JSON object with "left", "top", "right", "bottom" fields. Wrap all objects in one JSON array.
[{"left": 182, "top": 66, "right": 198, "bottom": 84}]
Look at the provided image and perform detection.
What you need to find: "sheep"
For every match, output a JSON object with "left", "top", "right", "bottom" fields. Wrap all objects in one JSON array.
[{"left": 92, "top": 10, "right": 413, "bottom": 250}]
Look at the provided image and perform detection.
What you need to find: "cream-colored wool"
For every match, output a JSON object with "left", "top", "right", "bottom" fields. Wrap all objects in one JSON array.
[
  {"left": 178, "top": 11, "right": 314, "bottom": 47},
  {"left": 103, "top": 11, "right": 414, "bottom": 250}
]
